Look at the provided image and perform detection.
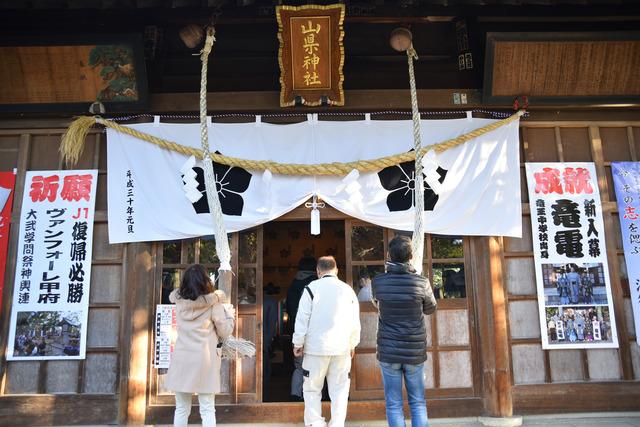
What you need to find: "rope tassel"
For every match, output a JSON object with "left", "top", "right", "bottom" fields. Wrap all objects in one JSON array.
[{"left": 60, "top": 116, "right": 99, "bottom": 166}]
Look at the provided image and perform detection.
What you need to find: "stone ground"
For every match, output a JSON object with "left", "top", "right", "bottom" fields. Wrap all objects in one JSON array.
[{"left": 56, "top": 412, "right": 640, "bottom": 427}]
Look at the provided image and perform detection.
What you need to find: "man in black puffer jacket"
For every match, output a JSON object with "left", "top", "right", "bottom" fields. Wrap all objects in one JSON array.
[{"left": 372, "top": 235, "right": 437, "bottom": 427}]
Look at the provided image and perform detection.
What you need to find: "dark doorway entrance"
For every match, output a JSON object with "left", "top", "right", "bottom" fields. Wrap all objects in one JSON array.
[{"left": 261, "top": 220, "right": 346, "bottom": 402}]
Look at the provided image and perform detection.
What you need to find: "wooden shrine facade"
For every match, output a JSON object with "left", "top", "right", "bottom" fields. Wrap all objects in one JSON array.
[{"left": 0, "top": 92, "right": 638, "bottom": 424}]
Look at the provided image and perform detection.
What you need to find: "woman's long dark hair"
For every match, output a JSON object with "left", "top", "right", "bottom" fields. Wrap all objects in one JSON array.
[{"left": 178, "top": 264, "right": 215, "bottom": 301}]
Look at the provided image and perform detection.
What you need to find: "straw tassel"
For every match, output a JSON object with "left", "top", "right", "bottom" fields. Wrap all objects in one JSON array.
[{"left": 60, "top": 116, "right": 99, "bottom": 166}]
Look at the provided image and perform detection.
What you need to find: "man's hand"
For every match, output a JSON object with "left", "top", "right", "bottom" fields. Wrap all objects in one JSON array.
[
  {"left": 293, "top": 346, "right": 304, "bottom": 358},
  {"left": 350, "top": 348, "right": 355, "bottom": 358}
]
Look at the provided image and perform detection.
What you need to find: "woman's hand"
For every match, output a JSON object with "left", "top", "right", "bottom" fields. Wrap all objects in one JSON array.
[{"left": 214, "top": 289, "right": 228, "bottom": 303}]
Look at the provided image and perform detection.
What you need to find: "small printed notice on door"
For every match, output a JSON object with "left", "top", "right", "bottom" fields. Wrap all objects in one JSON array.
[{"left": 154, "top": 304, "right": 177, "bottom": 369}]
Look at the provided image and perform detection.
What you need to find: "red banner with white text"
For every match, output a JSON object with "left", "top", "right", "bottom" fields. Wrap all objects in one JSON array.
[{"left": 0, "top": 171, "right": 16, "bottom": 311}]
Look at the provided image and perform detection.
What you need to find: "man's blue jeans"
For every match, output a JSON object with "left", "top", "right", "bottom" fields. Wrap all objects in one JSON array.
[{"left": 379, "top": 361, "right": 428, "bottom": 427}]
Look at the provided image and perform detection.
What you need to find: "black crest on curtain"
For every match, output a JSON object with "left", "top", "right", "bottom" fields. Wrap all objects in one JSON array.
[
  {"left": 182, "top": 153, "right": 252, "bottom": 216},
  {"left": 377, "top": 158, "right": 448, "bottom": 212}
]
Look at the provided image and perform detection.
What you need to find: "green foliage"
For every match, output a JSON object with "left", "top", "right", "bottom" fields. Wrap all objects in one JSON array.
[
  {"left": 16, "top": 311, "right": 61, "bottom": 335},
  {"left": 88, "top": 45, "right": 132, "bottom": 67},
  {"left": 88, "top": 44, "right": 137, "bottom": 102},
  {"left": 431, "top": 236, "right": 463, "bottom": 259},
  {"left": 109, "top": 77, "right": 131, "bottom": 92},
  {"left": 100, "top": 66, "right": 115, "bottom": 77}
]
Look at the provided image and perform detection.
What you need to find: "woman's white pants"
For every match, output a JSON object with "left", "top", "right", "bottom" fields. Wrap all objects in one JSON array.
[{"left": 173, "top": 392, "right": 216, "bottom": 427}]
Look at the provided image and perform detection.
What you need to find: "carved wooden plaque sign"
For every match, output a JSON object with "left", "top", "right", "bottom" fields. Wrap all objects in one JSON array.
[{"left": 276, "top": 4, "right": 345, "bottom": 107}]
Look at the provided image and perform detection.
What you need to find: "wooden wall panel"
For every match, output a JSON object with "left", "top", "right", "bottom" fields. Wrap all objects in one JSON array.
[
  {"left": 504, "top": 216, "right": 532, "bottom": 253},
  {"left": 0, "top": 135, "right": 19, "bottom": 149},
  {"left": 631, "top": 345, "right": 640, "bottom": 380},
  {"left": 438, "top": 350, "right": 472, "bottom": 388},
  {"left": 611, "top": 213, "right": 624, "bottom": 250},
  {"left": 0, "top": 135, "right": 19, "bottom": 170},
  {"left": 548, "top": 350, "right": 585, "bottom": 382},
  {"left": 424, "top": 352, "right": 435, "bottom": 389},
  {"left": 508, "top": 301, "right": 541, "bottom": 339},
  {"left": 559, "top": 128, "right": 592, "bottom": 161},
  {"left": 519, "top": 167, "right": 529, "bottom": 204},
  {"left": 623, "top": 299, "right": 635, "bottom": 337},
  {"left": 88, "top": 265, "right": 122, "bottom": 303},
  {"left": 505, "top": 258, "right": 536, "bottom": 296},
  {"left": 87, "top": 309, "right": 119, "bottom": 347},
  {"left": 600, "top": 127, "right": 632, "bottom": 161},
  {"left": 98, "top": 138, "right": 108, "bottom": 170},
  {"left": 28, "top": 134, "right": 62, "bottom": 170},
  {"left": 93, "top": 223, "right": 123, "bottom": 260},
  {"left": 237, "top": 315, "right": 256, "bottom": 394},
  {"left": 511, "top": 344, "right": 545, "bottom": 385},
  {"left": 45, "top": 361, "right": 80, "bottom": 393},
  {"left": 423, "top": 314, "right": 433, "bottom": 347},
  {"left": 83, "top": 353, "right": 118, "bottom": 394},
  {"left": 220, "top": 359, "right": 231, "bottom": 394},
  {"left": 95, "top": 175, "right": 108, "bottom": 211},
  {"left": 71, "top": 134, "right": 98, "bottom": 170},
  {"left": 524, "top": 128, "right": 557, "bottom": 162},
  {"left": 436, "top": 310, "right": 469, "bottom": 346},
  {"left": 5, "top": 362, "right": 40, "bottom": 393},
  {"left": 586, "top": 349, "right": 622, "bottom": 381},
  {"left": 358, "top": 312, "right": 377, "bottom": 348},
  {"left": 618, "top": 257, "right": 629, "bottom": 294},
  {"left": 353, "top": 353, "right": 382, "bottom": 391}
]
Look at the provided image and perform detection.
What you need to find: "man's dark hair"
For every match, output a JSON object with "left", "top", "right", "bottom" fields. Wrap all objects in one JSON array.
[
  {"left": 388, "top": 235, "right": 412, "bottom": 263},
  {"left": 298, "top": 256, "right": 317, "bottom": 272},
  {"left": 317, "top": 256, "right": 337, "bottom": 273}
]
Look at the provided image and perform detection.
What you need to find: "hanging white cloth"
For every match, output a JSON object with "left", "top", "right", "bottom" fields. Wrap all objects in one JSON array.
[{"left": 106, "top": 116, "right": 522, "bottom": 244}]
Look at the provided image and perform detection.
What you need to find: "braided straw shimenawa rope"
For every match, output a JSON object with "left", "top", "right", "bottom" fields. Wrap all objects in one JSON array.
[{"left": 60, "top": 110, "right": 525, "bottom": 175}]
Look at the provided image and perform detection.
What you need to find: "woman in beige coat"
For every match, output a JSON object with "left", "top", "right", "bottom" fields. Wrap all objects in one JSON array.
[{"left": 165, "top": 264, "right": 235, "bottom": 427}]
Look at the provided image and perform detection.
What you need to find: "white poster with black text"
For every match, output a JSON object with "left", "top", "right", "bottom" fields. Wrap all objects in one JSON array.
[
  {"left": 7, "top": 170, "right": 98, "bottom": 360},
  {"left": 525, "top": 163, "right": 618, "bottom": 349}
]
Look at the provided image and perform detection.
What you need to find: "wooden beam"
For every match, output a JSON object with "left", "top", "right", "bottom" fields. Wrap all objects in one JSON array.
[
  {"left": 149, "top": 89, "right": 483, "bottom": 113},
  {"left": 0, "top": 395, "right": 118, "bottom": 426},
  {"left": 145, "top": 397, "right": 484, "bottom": 425},
  {"left": 473, "top": 236, "right": 514, "bottom": 417},
  {"left": 489, "top": 236, "right": 514, "bottom": 417},
  {"left": 121, "top": 242, "right": 155, "bottom": 425},
  {"left": 589, "top": 126, "right": 634, "bottom": 380},
  {"left": 513, "top": 382, "right": 640, "bottom": 413}
]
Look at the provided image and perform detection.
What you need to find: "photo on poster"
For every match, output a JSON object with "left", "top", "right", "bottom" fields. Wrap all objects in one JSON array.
[
  {"left": 545, "top": 306, "right": 613, "bottom": 345},
  {"left": 541, "top": 262, "right": 609, "bottom": 306},
  {"left": 12, "top": 310, "right": 82, "bottom": 358}
]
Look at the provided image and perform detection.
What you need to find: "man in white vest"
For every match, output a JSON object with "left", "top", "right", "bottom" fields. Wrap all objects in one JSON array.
[{"left": 293, "top": 255, "right": 361, "bottom": 427}]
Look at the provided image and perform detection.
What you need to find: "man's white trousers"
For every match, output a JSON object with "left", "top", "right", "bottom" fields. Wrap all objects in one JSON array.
[{"left": 302, "top": 353, "right": 351, "bottom": 427}]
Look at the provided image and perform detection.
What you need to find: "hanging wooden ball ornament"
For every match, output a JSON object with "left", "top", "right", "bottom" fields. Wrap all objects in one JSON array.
[
  {"left": 390, "top": 27, "right": 413, "bottom": 52},
  {"left": 179, "top": 24, "right": 204, "bottom": 49}
]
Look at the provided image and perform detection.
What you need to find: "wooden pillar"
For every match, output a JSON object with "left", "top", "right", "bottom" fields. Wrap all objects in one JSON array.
[
  {"left": 474, "top": 236, "right": 513, "bottom": 417},
  {"left": 118, "top": 242, "right": 155, "bottom": 425},
  {"left": 589, "top": 126, "right": 634, "bottom": 379}
]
